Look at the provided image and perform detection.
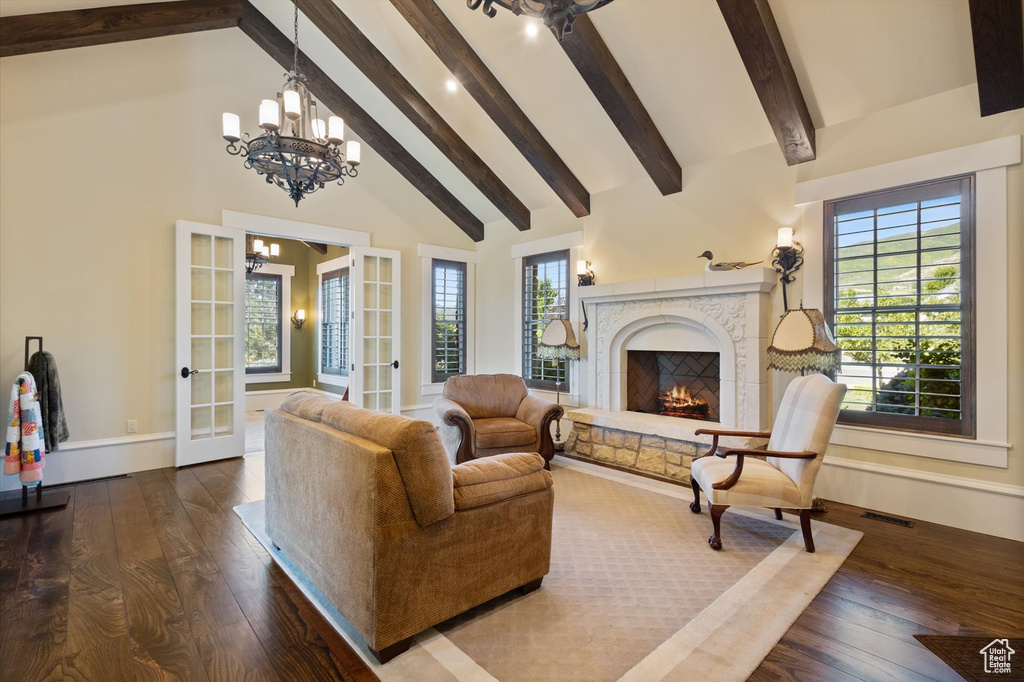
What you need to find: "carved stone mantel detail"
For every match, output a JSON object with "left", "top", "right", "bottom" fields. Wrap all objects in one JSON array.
[{"left": 580, "top": 269, "right": 776, "bottom": 432}]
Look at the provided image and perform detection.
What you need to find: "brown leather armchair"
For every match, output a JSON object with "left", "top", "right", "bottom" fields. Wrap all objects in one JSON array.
[{"left": 433, "top": 374, "right": 564, "bottom": 469}]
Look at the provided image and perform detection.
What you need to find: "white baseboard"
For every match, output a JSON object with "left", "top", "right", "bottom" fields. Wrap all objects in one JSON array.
[
  {"left": 401, "top": 404, "right": 438, "bottom": 425},
  {"left": 0, "top": 432, "right": 175, "bottom": 492},
  {"left": 245, "top": 387, "right": 348, "bottom": 412},
  {"left": 816, "top": 457, "right": 1024, "bottom": 543},
  {"left": 245, "top": 388, "right": 304, "bottom": 412},
  {"left": 1, "top": 396, "right": 433, "bottom": 492},
  {"left": 248, "top": 390, "right": 436, "bottom": 426}
]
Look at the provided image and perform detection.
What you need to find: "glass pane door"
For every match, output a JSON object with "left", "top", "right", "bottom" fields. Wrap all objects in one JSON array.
[
  {"left": 176, "top": 221, "right": 245, "bottom": 466},
  {"left": 350, "top": 247, "right": 401, "bottom": 414}
]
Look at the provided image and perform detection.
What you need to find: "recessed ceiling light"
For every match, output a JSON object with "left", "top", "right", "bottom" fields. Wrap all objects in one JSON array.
[
  {"left": 525, "top": 21, "right": 540, "bottom": 38},
  {"left": 446, "top": 78, "right": 458, "bottom": 93}
]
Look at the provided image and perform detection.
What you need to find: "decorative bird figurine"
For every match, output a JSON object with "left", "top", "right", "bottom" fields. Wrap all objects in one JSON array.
[{"left": 698, "top": 251, "right": 763, "bottom": 272}]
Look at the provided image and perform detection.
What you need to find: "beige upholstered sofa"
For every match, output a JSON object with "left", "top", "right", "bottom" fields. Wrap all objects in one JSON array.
[
  {"left": 265, "top": 391, "right": 554, "bottom": 663},
  {"left": 433, "top": 374, "right": 564, "bottom": 468}
]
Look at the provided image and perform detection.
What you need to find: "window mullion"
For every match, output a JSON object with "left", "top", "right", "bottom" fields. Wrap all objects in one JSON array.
[
  {"left": 915, "top": 200, "right": 923, "bottom": 417},
  {"left": 871, "top": 208, "right": 879, "bottom": 413}
]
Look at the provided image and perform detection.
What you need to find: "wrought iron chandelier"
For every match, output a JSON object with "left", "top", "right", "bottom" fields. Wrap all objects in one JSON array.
[
  {"left": 466, "top": 0, "right": 615, "bottom": 41},
  {"left": 245, "top": 235, "right": 279, "bottom": 276},
  {"left": 222, "top": 1, "right": 360, "bottom": 206}
]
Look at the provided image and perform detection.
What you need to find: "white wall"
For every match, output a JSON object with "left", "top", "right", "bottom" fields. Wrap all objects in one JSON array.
[
  {"left": 475, "top": 85, "right": 1024, "bottom": 538},
  {"left": 2, "top": 27, "right": 1022, "bottom": 539},
  {"left": 0, "top": 30, "right": 475, "bottom": 486}
]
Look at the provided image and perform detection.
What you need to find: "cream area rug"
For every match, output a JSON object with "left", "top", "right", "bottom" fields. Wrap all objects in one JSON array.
[{"left": 235, "top": 459, "right": 862, "bottom": 681}]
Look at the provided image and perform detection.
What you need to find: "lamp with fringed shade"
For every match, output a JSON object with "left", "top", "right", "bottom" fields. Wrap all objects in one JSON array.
[
  {"left": 537, "top": 319, "right": 579, "bottom": 446},
  {"left": 537, "top": 319, "right": 581, "bottom": 361},
  {"left": 766, "top": 308, "right": 840, "bottom": 374}
]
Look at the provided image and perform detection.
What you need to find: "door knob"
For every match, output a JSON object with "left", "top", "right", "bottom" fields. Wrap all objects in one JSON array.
[
  {"left": 392, "top": 360, "right": 400, "bottom": 369},
  {"left": 180, "top": 367, "right": 199, "bottom": 378}
]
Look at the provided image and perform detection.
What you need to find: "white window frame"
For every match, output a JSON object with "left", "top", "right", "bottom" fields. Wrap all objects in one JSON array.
[
  {"left": 797, "top": 135, "right": 1019, "bottom": 468},
  {"left": 419, "top": 244, "right": 476, "bottom": 395},
  {"left": 512, "top": 231, "right": 584, "bottom": 405},
  {"left": 244, "top": 262, "right": 294, "bottom": 384},
  {"left": 317, "top": 255, "right": 352, "bottom": 389}
]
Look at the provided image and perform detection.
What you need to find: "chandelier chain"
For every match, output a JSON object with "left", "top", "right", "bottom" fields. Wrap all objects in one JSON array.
[{"left": 292, "top": 0, "right": 300, "bottom": 75}]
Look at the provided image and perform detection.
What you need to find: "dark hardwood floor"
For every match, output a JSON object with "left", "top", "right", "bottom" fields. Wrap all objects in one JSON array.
[{"left": 1, "top": 455, "right": 1021, "bottom": 681}]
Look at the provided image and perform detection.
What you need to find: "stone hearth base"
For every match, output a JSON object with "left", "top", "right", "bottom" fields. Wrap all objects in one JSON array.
[{"left": 564, "top": 423, "right": 701, "bottom": 482}]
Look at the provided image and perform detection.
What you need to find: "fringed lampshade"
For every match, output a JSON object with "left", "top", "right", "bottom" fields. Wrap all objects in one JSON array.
[
  {"left": 767, "top": 308, "right": 840, "bottom": 374},
  {"left": 537, "top": 319, "right": 580, "bottom": 360}
]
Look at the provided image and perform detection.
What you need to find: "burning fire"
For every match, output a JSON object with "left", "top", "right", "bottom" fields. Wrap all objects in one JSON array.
[{"left": 659, "top": 384, "right": 710, "bottom": 419}]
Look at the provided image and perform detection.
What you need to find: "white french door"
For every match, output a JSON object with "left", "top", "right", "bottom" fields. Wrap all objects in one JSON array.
[
  {"left": 349, "top": 247, "right": 401, "bottom": 413},
  {"left": 175, "top": 220, "right": 245, "bottom": 466}
]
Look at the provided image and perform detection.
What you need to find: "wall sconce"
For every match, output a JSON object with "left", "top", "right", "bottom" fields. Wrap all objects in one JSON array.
[
  {"left": 291, "top": 309, "right": 306, "bottom": 330},
  {"left": 771, "top": 227, "right": 804, "bottom": 312},
  {"left": 576, "top": 259, "right": 595, "bottom": 286}
]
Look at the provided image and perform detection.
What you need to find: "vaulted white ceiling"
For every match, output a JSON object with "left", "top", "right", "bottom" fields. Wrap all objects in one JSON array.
[{"left": 1, "top": 0, "right": 981, "bottom": 227}]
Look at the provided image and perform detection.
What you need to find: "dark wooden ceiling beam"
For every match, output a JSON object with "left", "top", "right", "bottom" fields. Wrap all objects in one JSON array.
[
  {"left": 239, "top": 2, "right": 484, "bottom": 241},
  {"left": 557, "top": 15, "right": 682, "bottom": 195},
  {"left": 390, "top": 0, "right": 591, "bottom": 218},
  {"left": 716, "top": 0, "right": 815, "bottom": 166},
  {"left": 0, "top": 0, "right": 242, "bottom": 57},
  {"left": 968, "top": 0, "right": 1024, "bottom": 117},
  {"left": 298, "top": 0, "right": 530, "bottom": 231},
  {"left": 302, "top": 241, "right": 329, "bottom": 255}
]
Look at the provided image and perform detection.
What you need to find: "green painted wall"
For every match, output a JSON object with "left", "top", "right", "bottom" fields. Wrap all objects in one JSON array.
[
  {"left": 308, "top": 245, "right": 350, "bottom": 397},
  {"left": 244, "top": 235, "right": 349, "bottom": 395}
]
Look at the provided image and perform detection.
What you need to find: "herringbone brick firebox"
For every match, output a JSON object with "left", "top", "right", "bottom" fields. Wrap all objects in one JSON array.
[{"left": 626, "top": 351, "right": 720, "bottom": 422}]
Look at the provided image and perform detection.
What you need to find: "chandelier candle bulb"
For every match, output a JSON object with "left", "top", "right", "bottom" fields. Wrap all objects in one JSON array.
[
  {"left": 346, "top": 140, "right": 361, "bottom": 166},
  {"left": 328, "top": 116, "right": 344, "bottom": 144},
  {"left": 253, "top": 239, "right": 264, "bottom": 253},
  {"left": 222, "top": 113, "right": 240, "bottom": 142},
  {"left": 283, "top": 89, "right": 301, "bottom": 120},
  {"left": 259, "top": 99, "right": 279, "bottom": 131},
  {"left": 261, "top": 246, "right": 270, "bottom": 258},
  {"left": 577, "top": 259, "right": 588, "bottom": 275},
  {"left": 777, "top": 227, "right": 794, "bottom": 249},
  {"left": 312, "top": 118, "right": 327, "bottom": 142},
  {"left": 270, "top": 243, "right": 280, "bottom": 258}
]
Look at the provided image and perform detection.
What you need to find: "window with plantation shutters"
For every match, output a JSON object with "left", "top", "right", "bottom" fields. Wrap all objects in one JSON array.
[
  {"left": 245, "top": 274, "right": 282, "bottom": 373},
  {"left": 523, "top": 250, "right": 569, "bottom": 390},
  {"left": 432, "top": 259, "right": 466, "bottom": 383},
  {"left": 321, "top": 268, "right": 350, "bottom": 377},
  {"left": 824, "top": 175, "right": 975, "bottom": 436}
]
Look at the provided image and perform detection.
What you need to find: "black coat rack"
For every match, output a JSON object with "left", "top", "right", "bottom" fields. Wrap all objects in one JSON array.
[{"left": 0, "top": 337, "right": 71, "bottom": 517}]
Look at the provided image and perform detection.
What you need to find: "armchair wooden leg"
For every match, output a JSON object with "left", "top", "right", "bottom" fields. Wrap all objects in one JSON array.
[
  {"left": 774, "top": 508, "right": 783, "bottom": 520},
  {"left": 689, "top": 477, "right": 702, "bottom": 514},
  {"left": 369, "top": 636, "right": 414, "bottom": 664},
  {"left": 709, "top": 505, "right": 728, "bottom": 551},
  {"left": 799, "top": 509, "right": 815, "bottom": 553}
]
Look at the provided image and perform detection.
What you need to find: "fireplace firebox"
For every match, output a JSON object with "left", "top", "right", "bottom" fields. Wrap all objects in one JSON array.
[{"left": 626, "top": 351, "right": 720, "bottom": 422}]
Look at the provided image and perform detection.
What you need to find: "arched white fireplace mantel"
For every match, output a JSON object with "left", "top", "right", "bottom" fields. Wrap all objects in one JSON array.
[{"left": 578, "top": 268, "right": 778, "bottom": 432}]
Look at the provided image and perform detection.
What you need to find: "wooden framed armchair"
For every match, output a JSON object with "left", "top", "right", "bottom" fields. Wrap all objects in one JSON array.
[
  {"left": 433, "top": 374, "right": 564, "bottom": 469},
  {"left": 688, "top": 374, "right": 846, "bottom": 552}
]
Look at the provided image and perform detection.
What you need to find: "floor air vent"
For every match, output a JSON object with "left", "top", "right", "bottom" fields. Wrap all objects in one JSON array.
[{"left": 861, "top": 511, "right": 915, "bottom": 528}]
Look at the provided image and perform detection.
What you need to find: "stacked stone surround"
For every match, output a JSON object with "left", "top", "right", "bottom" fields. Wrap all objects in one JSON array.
[
  {"left": 564, "top": 423, "right": 703, "bottom": 482},
  {"left": 562, "top": 409, "right": 769, "bottom": 484}
]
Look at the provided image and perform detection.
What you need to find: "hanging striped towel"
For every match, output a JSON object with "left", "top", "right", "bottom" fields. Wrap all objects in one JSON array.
[{"left": 4, "top": 372, "right": 46, "bottom": 483}]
